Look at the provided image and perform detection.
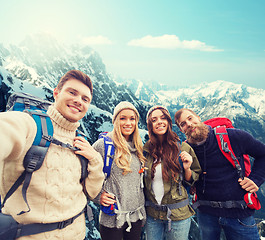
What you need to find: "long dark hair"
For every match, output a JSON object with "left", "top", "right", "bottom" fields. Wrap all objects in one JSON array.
[{"left": 147, "top": 107, "right": 181, "bottom": 182}]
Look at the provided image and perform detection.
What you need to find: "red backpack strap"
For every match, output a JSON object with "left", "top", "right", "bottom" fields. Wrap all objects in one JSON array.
[
  {"left": 243, "top": 155, "right": 251, "bottom": 177},
  {"left": 214, "top": 126, "right": 244, "bottom": 179}
]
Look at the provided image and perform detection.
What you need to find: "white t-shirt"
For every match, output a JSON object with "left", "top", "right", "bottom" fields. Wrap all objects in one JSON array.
[{"left": 152, "top": 162, "right": 164, "bottom": 205}]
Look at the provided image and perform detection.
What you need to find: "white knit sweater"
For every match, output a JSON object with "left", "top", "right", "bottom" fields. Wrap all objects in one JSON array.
[{"left": 0, "top": 105, "right": 104, "bottom": 240}]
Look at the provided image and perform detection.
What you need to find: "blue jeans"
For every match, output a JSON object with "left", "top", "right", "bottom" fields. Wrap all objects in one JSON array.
[
  {"left": 145, "top": 215, "right": 191, "bottom": 240},
  {"left": 197, "top": 210, "right": 260, "bottom": 240}
]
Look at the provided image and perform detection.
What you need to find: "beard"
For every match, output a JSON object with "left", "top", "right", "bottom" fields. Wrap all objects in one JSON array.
[{"left": 185, "top": 122, "right": 209, "bottom": 144}]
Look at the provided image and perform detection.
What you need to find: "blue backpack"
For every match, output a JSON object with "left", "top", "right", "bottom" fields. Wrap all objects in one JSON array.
[
  {"left": 98, "top": 132, "right": 115, "bottom": 178},
  {"left": 97, "top": 132, "right": 118, "bottom": 215},
  {"left": 0, "top": 92, "right": 90, "bottom": 239}
]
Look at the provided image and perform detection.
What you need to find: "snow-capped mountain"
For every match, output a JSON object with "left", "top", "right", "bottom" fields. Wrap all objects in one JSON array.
[
  {"left": 0, "top": 33, "right": 150, "bottom": 142},
  {"left": 126, "top": 78, "right": 265, "bottom": 143},
  {"left": 1, "top": 33, "right": 265, "bottom": 239},
  {"left": 116, "top": 77, "right": 179, "bottom": 102}
]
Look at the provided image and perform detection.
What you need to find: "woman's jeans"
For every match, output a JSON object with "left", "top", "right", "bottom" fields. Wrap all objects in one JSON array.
[
  {"left": 145, "top": 215, "right": 191, "bottom": 240},
  {"left": 197, "top": 210, "right": 260, "bottom": 240}
]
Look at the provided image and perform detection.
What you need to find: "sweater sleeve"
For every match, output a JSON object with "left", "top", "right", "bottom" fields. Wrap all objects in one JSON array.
[
  {"left": 90, "top": 139, "right": 105, "bottom": 203},
  {"left": 84, "top": 148, "right": 104, "bottom": 200},
  {"left": 181, "top": 142, "right": 202, "bottom": 186},
  {"left": 0, "top": 111, "right": 37, "bottom": 163},
  {"left": 229, "top": 129, "right": 265, "bottom": 187}
]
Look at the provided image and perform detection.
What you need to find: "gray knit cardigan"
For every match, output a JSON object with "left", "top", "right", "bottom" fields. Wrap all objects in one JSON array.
[{"left": 93, "top": 138, "right": 146, "bottom": 231}]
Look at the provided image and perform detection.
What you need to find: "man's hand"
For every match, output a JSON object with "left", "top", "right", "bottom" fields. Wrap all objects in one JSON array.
[
  {"left": 238, "top": 177, "right": 259, "bottom": 193},
  {"left": 73, "top": 136, "right": 99, "bottom": 160}
]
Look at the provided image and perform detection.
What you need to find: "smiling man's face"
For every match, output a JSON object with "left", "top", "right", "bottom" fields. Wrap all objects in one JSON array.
[
  {"left": 53, "top": 78, "right": 92, "bottom": 122},
  {"left": 177, "top": 109, "right": 208, "bottom": 144}
]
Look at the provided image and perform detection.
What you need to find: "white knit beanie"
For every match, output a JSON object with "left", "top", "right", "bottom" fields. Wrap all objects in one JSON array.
[
  {"left": 146, "top": 105, "right": 169, "bottom": 123},
  {"left": 112, "top": 101, "right": 140, "bottom": 123}
]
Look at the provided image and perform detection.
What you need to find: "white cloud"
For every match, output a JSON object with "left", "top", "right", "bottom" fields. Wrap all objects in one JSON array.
[
  {"left": 81, "top": 35, "right": 112, "bottom": 45},
  {"left": 127, "top": 34, "right": 223, "bottom": 52}
]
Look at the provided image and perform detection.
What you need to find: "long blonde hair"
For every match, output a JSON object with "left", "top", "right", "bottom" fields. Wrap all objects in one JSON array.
[{"left": 112, "top": 110, "right": 145, "bottom": 175}]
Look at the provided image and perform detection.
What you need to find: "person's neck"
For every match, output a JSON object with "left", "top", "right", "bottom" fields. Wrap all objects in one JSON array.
[
  {"left": 192, "top": 138, "right": 207, "bottom": 146},
  {"left": 124, "top": 135, "right": 131, "bottom": 142},
  {"left": 157, "top": 135, "right": 164, "bottom": 144},
  {"left": 47, "top": 105, "right": 80, "bottom": 131}
]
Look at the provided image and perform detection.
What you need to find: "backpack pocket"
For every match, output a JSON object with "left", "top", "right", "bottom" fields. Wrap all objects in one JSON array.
[
  {"left": 0, "top": 213, "right": 19, "bottom": 240},
  {"left": 244, "top": 192, "right": 261, "bottom": 210},
  {"left": 100, "top": 203, "right": 118, "bottom": 216}
]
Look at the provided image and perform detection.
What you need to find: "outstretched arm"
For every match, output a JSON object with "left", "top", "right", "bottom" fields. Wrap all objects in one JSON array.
[{"left": 0, "top": 111, "right": 37, "bottom": 162}]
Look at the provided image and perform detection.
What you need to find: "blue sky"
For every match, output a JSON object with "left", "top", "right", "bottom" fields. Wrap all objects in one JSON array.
[{"left": 1, "top": 0, "right": 265, "bottom": 89}]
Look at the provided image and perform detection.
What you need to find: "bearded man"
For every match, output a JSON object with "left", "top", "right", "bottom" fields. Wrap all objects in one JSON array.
[{"left": 174, "top": 108, "right": 265, "bottom": 240}]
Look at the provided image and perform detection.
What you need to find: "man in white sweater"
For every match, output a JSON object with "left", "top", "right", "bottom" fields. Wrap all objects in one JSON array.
[{"left": 0, "top": 70, "right": 105, "bottom": 240}]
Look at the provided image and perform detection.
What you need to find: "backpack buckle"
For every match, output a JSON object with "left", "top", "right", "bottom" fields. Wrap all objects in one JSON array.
[
  {"left": 160, "top": 205, "right": 168, "bottom": 211},
  {"left": 42, "top": 135, "right": 53, "bottom": 142},
  {"left": 23, "top": 98, "right": 31, "bottom": 109},
  {"left": 210, "top": 201, "right": 222, "bottom": 208},
  {"left": 66, "top": 143, "right": 79, "bottom": 151},
  {"left": 26, "top": 159, "right": 38, "bottom": 172},
  {"left": 107, "top": 154, "right": 114, "bottom": 159},
  {"left": 58, "top": 217, "right": 74, "bottom": 229},
  {"left": 153, "top": 204, "right": 168, "bottom": 211}
]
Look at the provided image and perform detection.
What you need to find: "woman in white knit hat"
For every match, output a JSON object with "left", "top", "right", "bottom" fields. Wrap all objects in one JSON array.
[
  {"left": 144, "top": 106, "right": 201, "bottom": 240},
  {"left": 93, "top": 101, "right": 146, "bottom": 240}
]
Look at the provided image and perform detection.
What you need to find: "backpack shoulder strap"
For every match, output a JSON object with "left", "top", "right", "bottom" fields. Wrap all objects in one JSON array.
[
  {"left": 76, "top": 130, "right": 89, "bottom": 183},
  {"left": 99, "top": 133, "right": 115, "bottom": 178},
  {"left": 24, "top": 109, "right": 54, "bottom": 147},
  {"left": 20, "top": 109, "right": 53, "bottom": 214},
  {"left": 214, "top": 126, "right": 244, "bottom": 179}
]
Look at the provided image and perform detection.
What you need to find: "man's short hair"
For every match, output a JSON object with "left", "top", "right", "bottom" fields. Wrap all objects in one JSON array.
[{"left": 57, "top": 70, "right": 93, "bottom": 95}]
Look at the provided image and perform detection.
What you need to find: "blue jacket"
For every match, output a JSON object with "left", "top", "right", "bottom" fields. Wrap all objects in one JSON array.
[{"left": 187, "top": 126, "right": 265, "bottom": 218}]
